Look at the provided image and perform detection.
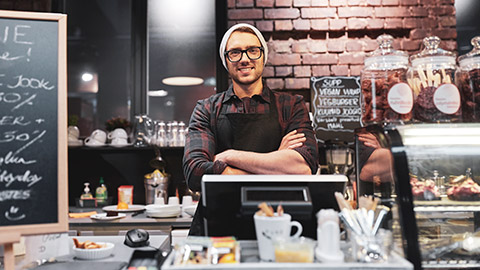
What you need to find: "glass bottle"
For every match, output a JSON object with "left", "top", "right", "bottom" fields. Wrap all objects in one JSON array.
[
  {"left": 80, "top": 182, "right": 93, "bottom": 199},
  {"left": 408, "top": 36, "right": 461, "bottom": 122},
  {"left": 178, "top": 121, "right": 186, "bottom": 147},
  {"left": 361, "top": 34, "right": 413, "bottom": 124},
  {"left": 457, "top": 36, "right": 480, "bottom": 122},
  {"left": 95, "top": 177, "right": 108, "bottom": 204}
]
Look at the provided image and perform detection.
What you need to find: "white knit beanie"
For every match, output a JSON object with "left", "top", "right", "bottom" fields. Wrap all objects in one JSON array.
[{"left": 219, "top": 23, "right": 268, "bottom": 70}]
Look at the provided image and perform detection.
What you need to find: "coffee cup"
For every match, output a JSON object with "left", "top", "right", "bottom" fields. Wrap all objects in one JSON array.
[
  {"left": 111, "top": 137, "right": 128, "bottom": 146},
  {"left": 68, "top": 126, "right": 80, "bottom": 140},
  {"left": 254, "top": 213, "right": 302, "bottom": 261},
  {"left": 182, "top": 195, "right": 193, "bottom": 206},
  {"left": 84, "top": 129, "right": 107, "bottom": 146},
  {"left": 108, "top": 128, "right": 128, "bottom": 140},
  {"left": 168, "top": 196, "right": 179, "bottom": 205},
  {"left": 90, "top": 129, "right": 107, "bottom": 143}
]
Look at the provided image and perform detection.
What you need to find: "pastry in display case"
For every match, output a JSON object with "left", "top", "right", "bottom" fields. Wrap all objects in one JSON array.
[{"left": 356, "top": 123, "right": 480, "bottom": 269}]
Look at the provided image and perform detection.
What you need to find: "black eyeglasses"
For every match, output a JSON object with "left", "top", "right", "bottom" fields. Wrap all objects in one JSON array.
[{"left": 224, "top": 47, "right": 264, "bottom": 62}]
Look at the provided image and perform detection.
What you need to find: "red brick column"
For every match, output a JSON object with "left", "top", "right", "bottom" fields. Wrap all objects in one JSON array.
[{"left": 228, "top": 0, "right": 457, "bottom": 95}]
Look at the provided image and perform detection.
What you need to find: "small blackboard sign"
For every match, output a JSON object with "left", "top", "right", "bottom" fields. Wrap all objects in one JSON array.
[
  {"left": 311, "top": 76, "right": 363, "bottom": 144},
  {"left": 0, "top": 10, "right": 67, "bottom": 238}
]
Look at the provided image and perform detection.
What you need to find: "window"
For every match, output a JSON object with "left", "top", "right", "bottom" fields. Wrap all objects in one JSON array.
[
  {"left": 147, "top": 0, "right": 217, "bottom": 123},
  {"left": 66, "top": 0, "right": 133, "bottom": 136}
]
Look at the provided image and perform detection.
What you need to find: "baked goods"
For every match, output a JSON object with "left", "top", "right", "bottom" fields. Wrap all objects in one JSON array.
[
  {"left": 447, "top": 178, "right": 480, "bottom": 201},
  {"left": 410, "top": 176, "right": 440, "bottom": 200},
  {"left": 256, "top": 202, "right": 283, "bottom": 217},
  {"left": 73, "top": 238, "right": 106, "bottom": 249}
]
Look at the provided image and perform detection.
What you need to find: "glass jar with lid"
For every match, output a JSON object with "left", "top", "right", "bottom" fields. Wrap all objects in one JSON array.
[
  {"left": 457, "top": 36, "right": 480, "bottom": 122},
  {"left": 360, "top": 34, "right": 413, "bottom": 124},
  {"left": 408, "top": 36, "right": 461, "bottom": 122}
]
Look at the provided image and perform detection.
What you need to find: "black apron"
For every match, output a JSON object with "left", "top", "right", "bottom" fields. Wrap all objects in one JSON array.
[{"left": 189, "top": 91, "right": 283, "bottom": 236}]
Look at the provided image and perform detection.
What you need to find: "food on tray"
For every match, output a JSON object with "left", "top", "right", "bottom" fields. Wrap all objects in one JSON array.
[
  {"left": 447, "top": 178, "right": 480, "bottom": 201},
  {"left": 410, "top": 176, "right": 440, "bottom": 200},
  {"left": 173, "top": 236, "right": 211, "bottom": 265},
  {"left": 255, "top": 202, "right": 283, "bottom": 217},
  {"left": 117, "top": 201, "right": 129, "bottom": 210},
  {"left": 73, "top": 238, "right": 106, "bottom": 249},
  {"left": 449, "top": 174, "right": 468, "bottom": 185},
  {"left": 210, "top": 236, "right": 239, "bottom": 264}
]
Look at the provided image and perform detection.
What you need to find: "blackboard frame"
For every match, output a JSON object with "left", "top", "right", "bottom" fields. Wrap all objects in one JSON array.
[{"left": 0, "top": 10, "right": 68, "bottom": 240}]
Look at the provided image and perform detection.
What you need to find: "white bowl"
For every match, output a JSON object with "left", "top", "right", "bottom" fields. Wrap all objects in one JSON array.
[{"left": 73, "top": 242, "right": 114, "bottom": 260}]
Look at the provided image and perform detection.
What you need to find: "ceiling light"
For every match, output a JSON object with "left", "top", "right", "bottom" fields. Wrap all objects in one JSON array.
[
  {"left": 148, "top": 89, "right": 168, "bottom": 97},
  {"left": 81, "top": 72, "right": 93, "bottom": 82},
  {"left": 162, "top": 76, "right": 204, "bottom": 86}
]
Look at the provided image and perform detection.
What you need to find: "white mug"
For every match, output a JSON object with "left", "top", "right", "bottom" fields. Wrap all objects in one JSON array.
[
  {"left": 111, "top": 137, "right": 128, "bottom": 145},
  {"left": 182, "top": 195, "right": 193, "bottom": 206},
  {"left": 89, "top": 129, "right": 107, "bottom": 143},
  {"left": 108, "top": 128, "right": 128, "bottom": 140},
  {"left": 68, "top": 134, "right": 79, "bottom": 142},
  {"left": 68, "top": 126, "right": 80, "bottom": 139},
  {"left": 254, "top": 213, "right": 302, "bottom": 261},
  {"left": 168, "top": 196, "right": 179, "bottom": 205},
  {"left": 84, "top": 129, "right": 107, "bottom": 145}
]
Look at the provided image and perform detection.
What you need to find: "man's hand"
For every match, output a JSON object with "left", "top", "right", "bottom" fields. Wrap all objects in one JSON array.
[
  {"left": 278, "top": 130, "right": 306, "bottom": 150},
  {"left": 214, "top": 149, "right": 235, "bottom": 164},
  {"left": 358, "top": 133, "right": 381, "bottom": 149}
]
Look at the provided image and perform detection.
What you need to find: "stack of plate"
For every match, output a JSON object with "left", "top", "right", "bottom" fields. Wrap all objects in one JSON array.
[{"left": 145, "top": 204, "right": 181, "bottom": 218}]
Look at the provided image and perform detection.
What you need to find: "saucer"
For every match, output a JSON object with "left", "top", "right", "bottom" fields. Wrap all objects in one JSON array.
[
  {"left": 85, "top": 142, "right": 106, "bottom": 147},
  {"left": 90, "top": 213, "right": 126, "bottom": 221},
  {"left": 109, "top": 142, "right": 132, "bottom": 148},
  {"left": 68, "top": 139, "right": 83, "bottom": 147}
]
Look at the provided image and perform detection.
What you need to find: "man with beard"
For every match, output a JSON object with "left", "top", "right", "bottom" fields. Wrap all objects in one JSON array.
[{"left": 183, "top": 23, "right": 318, "bottom": 235}]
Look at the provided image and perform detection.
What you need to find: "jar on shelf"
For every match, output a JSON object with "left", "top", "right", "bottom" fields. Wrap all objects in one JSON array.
[
  {"left": 408, "top": 36, "right": 462, "bottom": 122},
  {"left": 360, "top": 34, "right": 413, "bottom": 124},
  {"left": 457, "top": 36, "right": 480, "bottom": 122}
]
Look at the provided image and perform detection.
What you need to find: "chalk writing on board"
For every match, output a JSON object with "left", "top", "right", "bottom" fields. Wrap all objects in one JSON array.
[
  {"left": 0, "top": 17, "right": 58, "bottom": 225},
  {"left": 311, "top": 76, "right": 363, "bottom": 143}
]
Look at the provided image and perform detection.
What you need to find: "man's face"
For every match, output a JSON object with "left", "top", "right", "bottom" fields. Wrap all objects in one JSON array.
[{"left": 225, "top": 31, "right": 264, "bottom": 87}]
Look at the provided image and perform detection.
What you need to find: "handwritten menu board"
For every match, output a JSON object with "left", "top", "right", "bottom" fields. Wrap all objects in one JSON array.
[
  {"left": 311, "top": 76, "right": 363, "bottom": 144},
  {"left": 0, "top": 11, "right": 67, "bottom": 237}
]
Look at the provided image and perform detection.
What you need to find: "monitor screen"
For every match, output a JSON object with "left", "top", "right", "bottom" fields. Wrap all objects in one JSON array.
[{"left": 201, "top": 175, "right": 347, "bottom": 240}]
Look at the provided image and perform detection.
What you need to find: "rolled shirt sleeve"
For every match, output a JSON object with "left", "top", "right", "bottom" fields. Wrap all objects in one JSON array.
[{"left": 284, "top": 95, "right": 319, "bottom": 174}]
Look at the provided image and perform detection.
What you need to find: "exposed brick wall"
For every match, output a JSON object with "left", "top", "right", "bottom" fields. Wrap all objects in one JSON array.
[{"left": 227, "top": 0, "right": 457, "bottom": 96}]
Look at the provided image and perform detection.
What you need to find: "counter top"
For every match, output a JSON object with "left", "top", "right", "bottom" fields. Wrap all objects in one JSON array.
[{"left": 11, "top": 235, "right": 169, "bottom": 270}]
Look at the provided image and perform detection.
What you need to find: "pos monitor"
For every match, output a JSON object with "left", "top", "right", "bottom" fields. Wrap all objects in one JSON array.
[{"left": 201, "top": 174, "right": 347, "bottom": 240}]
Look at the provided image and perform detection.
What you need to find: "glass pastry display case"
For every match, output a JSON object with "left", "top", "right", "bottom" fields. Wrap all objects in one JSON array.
[{"left": 355, "top": 123, "right": 480, "bottom": 269}]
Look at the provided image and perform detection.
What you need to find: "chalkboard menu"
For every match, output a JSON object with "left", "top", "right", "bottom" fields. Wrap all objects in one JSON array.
[
  {"left": 311, "top": 76, "right": 363, "bottom": 144},
  {"left": 0, "top": 11, "right": 67, "bottom": 236}
]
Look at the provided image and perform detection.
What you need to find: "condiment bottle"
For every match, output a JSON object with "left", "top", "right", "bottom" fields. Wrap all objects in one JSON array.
[
  {"left": 408, "top": 36, "right": 461, "bottom": 122},
  {"left": 95, "top": 177, "right": 108, "bottom": 204},
  {"left": 457, "top": 36, "right": 480, "bottom": 122},
  {"left": 80, "top": 182, "right": 93, "bottom": 199},
  {"left": 361, "top": 34, "right": 413, "bottom": 124}
]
